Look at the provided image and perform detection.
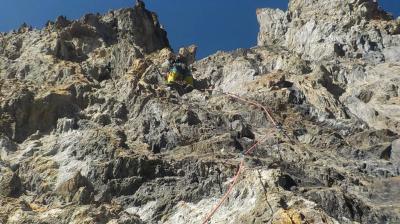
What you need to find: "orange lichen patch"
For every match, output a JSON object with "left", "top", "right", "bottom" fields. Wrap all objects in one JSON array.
[
  {"left": 31, "top": 156, "right": 59, "bottom": 171},
  {"left": 21, "top": 157, "right": 58, "bottom": 192},
  {"left": 369, "top": 19, "right": 400, "bottom": 35},
  {"left": 36, "top": 74, "right": 91, "bottom": 98},
  {"left": 91, "top": 48, "right": 109, "bottom": 58},
  {"left": 36, "top": 86, "right": 72, "bottom": 99},
  {"left": 73, "top": 73, "right": 91, "bottom": 84},
  {"left": 130, "top": 58, "right": 150, "bottom": 77},
  {"left": 272, "top": 209, "right": 303, "bottom": 224},
  {"left": 49, "top": 84, "right": 74, "bottom": 96},
  {"left": 57, "top": 59, "right": 78, "bottom": 68},
  {"left": 0, "top": 79, "right": 36, "bottom": 100},
  {"left": 30, "top": 203, "right": 48, "bottom": 213},
  {"left": 115, "top": 142, "right": 150, "bottom": 157}
]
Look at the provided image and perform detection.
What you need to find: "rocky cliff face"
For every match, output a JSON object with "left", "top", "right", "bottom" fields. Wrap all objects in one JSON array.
[
  {"left": 257, "top": 0, "right": 400, "bottom": 134},
  {"left": 0, "top": 1, "right": 399, "bottom": 224}
]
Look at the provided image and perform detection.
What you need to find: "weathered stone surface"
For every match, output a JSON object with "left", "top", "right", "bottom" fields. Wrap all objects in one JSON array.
[
  {"left": 56, "top": 172, "right": 93, "bottom": 203},
  {"left": 178, "top": 45, "right": 198, "bottom": 65},
  {"left": 258, "top": 0, "right": 400, "bottom": 134},
  {"left": 0, "top": 168, "right": 22, "bottom": 197},
  {"left": 392, "top": 139, "right": 400, "bottom": 165},
  {"left": 258, "top": 0, "right": 396, "bottom": 61},
  {"left": 0, "top": 0, "right": 399, "bottom": 223},
  {"left": 0, "top": 134, "right": 17, "bottom": 159}
]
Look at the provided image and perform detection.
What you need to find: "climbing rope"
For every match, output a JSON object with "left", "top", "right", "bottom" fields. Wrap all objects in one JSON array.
[
  {"left": 136, "top": 72, "right": 284, "bottom": 223},
  {"left": 201, "top": 88, "right": 281, "bottom": 224},
  {"left": 206, "top": 89, "right": 279, "bottom": 127},
  {"left": 202, "top": 159, "right": 244, "bottom": 224}
]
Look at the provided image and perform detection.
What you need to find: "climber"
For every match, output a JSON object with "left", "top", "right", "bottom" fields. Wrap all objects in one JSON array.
[{"left": 165, "top": 55, "right": 194, "bottom": 87}]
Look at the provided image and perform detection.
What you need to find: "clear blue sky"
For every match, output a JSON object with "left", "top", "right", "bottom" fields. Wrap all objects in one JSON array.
[{"left": 0, "top": 0, "right": 399, "bottom": 58}]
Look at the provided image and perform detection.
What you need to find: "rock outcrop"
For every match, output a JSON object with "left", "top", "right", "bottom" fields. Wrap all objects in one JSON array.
[
  {"left": 257, "top": 0, "right": 400, "bottom": 133},
  {"left": 0, "top": 0, "right": 399, "bottom": 223}
]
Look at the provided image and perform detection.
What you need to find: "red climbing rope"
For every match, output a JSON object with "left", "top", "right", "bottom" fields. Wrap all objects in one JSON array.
[
  {"left": 202, "top": 160, "right": 244, "bottom": 224},
  {"left": 244, "top": 135, "right": 270, "bottom": 155},
  {"left": 205, "top": 89, "right": 279, "bottom": 127},
  {"left": 201, "top": 89, "right": 280, "bottom": 224}
]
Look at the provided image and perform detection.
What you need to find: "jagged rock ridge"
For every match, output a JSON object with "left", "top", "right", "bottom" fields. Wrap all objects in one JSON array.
[{"left": 0, "top": 1, "right": 399, "bottom": 223}]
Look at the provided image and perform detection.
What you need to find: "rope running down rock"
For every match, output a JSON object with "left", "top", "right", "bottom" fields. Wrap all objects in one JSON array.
[{"left": 202, "top": 88, "right": 281, "bottom": 224}]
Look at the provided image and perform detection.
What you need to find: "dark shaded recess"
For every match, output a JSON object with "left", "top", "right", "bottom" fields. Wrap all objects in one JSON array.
[
  {"left": 98, "top": 67, "right": 112, "bottom": 82},
  {"left": 334, "top": 43, "right": 346, "bottom": 57},
  {"left": 380, "top": 144, "right": 391, "bottom": 160},
  {"left": 278, "top": 174, "right": 297, "bottom": 191},
  {"left": 319, "top": 66, "right": 346, "bottom": 100},
  {"left": 293, "top": 128, "right": 307, "bottom": 138},
  {"left": 279, "top": 162, "right": 324, "bottom": 187},
  {"left": 54, "top": 39, "right": 88, "bottom": 62},
  {"left": 289, "top": 87, "right": 306, "bottom": 105},
  {"left": 357, "top": 89, "right": 374, "bottom": 103},
  {"left": 275, "top": 80, "right": 293, "bottom": 88},
  {"left": 9, "top": 92, "right": 80, "bottom": 143},
  {"left": 151, "top": 135, "right": 167, "bottom": 154}
]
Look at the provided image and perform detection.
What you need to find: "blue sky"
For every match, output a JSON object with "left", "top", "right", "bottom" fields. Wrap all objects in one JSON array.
[{"left": 0, "top": 0, "right": 399, "bottom": 58}]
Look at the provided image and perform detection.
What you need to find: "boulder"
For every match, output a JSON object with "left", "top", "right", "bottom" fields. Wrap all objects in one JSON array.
[
  {"left": 56, "top": 172, "right": 93, "bottom": 203},
  {"left": 0, "top": 134, "right": 17, "bottom": 159},
  {"left": 178, "top": 45, "right": 198, "bottom": 65},
  {"left": 0, "top": 168, "right": 22, "bottom": 197}
]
